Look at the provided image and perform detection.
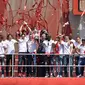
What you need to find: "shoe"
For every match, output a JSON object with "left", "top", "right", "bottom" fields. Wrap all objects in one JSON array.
[
  {"left": 77, "top": 74, "right": 82, "bottom": 78},
  {"left": 18, "top": 73, "right": 22, "bottom": 77},
  {"left": 1, "top": 74, "right": 4, "bottom": 78},
  {"left": 22, "top": 73, "right": 26, "bottom": 77},
  {"left": 45, "top": 74, "right": 49, "bottom": 78},
  {"left": 45, "top": 72, "right": 49, "bottom": 77},
  {"left": 45, "top": 75, "right": 49, "bottom": 78},
  {"left": 50, "top": 73, "right": 53, "bottom": 77},
  {"left": 57, "top": 75, "right": 60, "bottom": 77},
  {"left": 57, "top": 75, "right": 62, "bottom": 78},
  {"left": 59, "top": 75, "right": 62, "bottom": 77}
]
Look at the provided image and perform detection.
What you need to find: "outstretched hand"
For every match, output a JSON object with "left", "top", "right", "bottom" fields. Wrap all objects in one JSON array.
[{"left": 23, "top": 21, "right": 28, "bottom": 25}]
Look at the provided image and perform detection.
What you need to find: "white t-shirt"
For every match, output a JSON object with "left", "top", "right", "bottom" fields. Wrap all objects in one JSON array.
[
  {"left": 2, "top": 40, "right": 8, "bottom": 47},
  {"left": 79, "top": 45, "right": 85, "bottom": 58},
  {"left": 74, "top": 42, "right": 82, "bottom": 49},
  {"left": 27, "top": 40, "right": 37, "bottom": 53},
  {"left": 18, "top": 38, "right": 27, "bottom": 52},
  {"left": 25, "top": 35, "right": 29, "bottom": 42},
  {"left": 6, "top": 39, "right": 17, "bottom": 54},
  {"left": 59, "top": 41, "right": 64, "bottom": 54},
  {"left": 0, "top": 41, "right": 6, "bottom": 57},
  {"left": 43, "top": 40, "right": 54, "bottom": 53},
  {"left": 62, "top": 41, "right": 73, "bottom": 54}
]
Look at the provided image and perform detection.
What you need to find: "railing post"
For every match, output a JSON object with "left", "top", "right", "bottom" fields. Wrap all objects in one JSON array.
[
  {"left": 12, "top": 54, "right": 14, "bottom": 77},
  {"left": 72, "top": 55, "right": 76, "bottom": 77},
  {"left": 83, "top": 65, "right": 85, "bottom": 77},
  {"left": 2, "top": 56, "right": 4, "bottom": 77},
  {"left": 53, "top": 55, "right": 56, "bottom": 77},
  {"left": 45, "top": 55, "right": 49, "bottom": 77},
  {"left": 69, "top": 55, "right": 70, "bottom": 77},
  {"left": 62, "top": 55, "right": 64, "bottom": 77}
]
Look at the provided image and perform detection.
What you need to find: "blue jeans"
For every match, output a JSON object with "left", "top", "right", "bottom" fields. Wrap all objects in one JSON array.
[
  {"left": 49, "top": 55, "right": 54, "bottom": 74},
  {"left": 78, "top": 57, "right": 85, "bottom": 75},
  {"left": 18, "top": 52, "right": 26, "bottom": 73},
  {"left": 32, "top": 54, "right": 37, "bottom": 75},
  {"left": 45, "top": 55, "right": 54, "bottom": 76},
  {"left": 63, "top": 55, "right": 73, "bottom": 77},
  {"left": 56, "top": 56, "right": 63, "bottom": 75},
  {"left": 75, "top": 56, "right": 79, "bottom": 76}
]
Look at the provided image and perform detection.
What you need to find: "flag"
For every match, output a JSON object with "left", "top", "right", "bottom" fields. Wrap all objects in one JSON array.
[{"left": 62, "top": 0, "right": 72, "bottom": 35}]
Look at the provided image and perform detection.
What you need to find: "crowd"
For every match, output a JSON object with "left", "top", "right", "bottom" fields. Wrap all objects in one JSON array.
[{"left": 0, "top": 21, "right": 85, "bottom": 78}]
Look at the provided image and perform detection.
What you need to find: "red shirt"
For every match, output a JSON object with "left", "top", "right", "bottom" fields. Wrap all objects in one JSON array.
[{"left": 55, "top": 42, "right": 59, "bottom": 54}]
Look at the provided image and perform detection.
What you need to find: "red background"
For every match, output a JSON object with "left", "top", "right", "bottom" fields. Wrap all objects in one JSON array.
[{"left": 0, "top": 0, "right": 72, "bottom": 39}]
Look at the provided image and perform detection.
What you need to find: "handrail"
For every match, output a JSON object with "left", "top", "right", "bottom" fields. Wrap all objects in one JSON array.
[{"left": 0, "top": 54, "right": 85, "bottom": 78}]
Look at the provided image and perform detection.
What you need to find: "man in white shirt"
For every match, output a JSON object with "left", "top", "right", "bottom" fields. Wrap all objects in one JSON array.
[
  {"left": 26, "top": 33, "right": 38, "bottom": 77},
  {"left": 5, "top": 34, "right": 17, "bottom": 77},
  {"left": 43, "top": 35, "right": 54, "bottom": 77},
  {"left": 36, "top": 33, "right": 47, "bottom": 77},
  {"left": 74, "top": 36, "right": 82, "bottom": 49},
  {"left": 74, "top": 36, "right": 82, "bottom": 76},
  {"left": 18, "top": 34, "right": 27, "bottom": 77},
  {"left": 77, "top": 39, "right": 85, "bottom": 77},
  {"left": 0, "top": 35, "right": 7, "bottom": 77},
  {"left": 63, "top": 36, "right": 74, "bottom": 77},
  {"left": 54, "top": 36, "right": 64, "bottom": 77},
  {"left": 43, "top": 39, "right": 54, "bottom": 54}
]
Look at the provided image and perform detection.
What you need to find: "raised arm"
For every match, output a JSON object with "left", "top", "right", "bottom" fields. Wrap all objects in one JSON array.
[
  {"left": 19, "top": 21, "right": 32, "bottom": 32},
  {"left": 23, "top": 21, "right": 32, "bottom": 32}
]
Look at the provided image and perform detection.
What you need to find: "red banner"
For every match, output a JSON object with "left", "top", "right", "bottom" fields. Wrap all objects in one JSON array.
[{"left": 0, "top": 78, "right": 85, "bottom": 85}]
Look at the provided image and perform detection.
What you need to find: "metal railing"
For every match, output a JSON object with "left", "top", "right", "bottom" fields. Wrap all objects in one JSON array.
[{"left": 0, "top": 53, "right": 85, "bottom": 77}]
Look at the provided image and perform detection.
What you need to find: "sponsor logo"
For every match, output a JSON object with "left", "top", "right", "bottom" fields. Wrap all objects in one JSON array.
[{"left": 73, "top": 0, "right": 85, "bottom": 15}]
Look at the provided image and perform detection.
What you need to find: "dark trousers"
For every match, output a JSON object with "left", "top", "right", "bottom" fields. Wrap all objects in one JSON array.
[
  {"left": 6, "top": 55, "right": 12, "bottom": 76},
  {"left": 75, "top": 56, "right": 79, "bottom": 76},
  {"left": 26, "top": 54, "right": 32, "bottom": 76},
  {"left": 0, "top": 57, "right": 4, "bottom": 75},
  {"left": 45, "top": 55, "right": 54, "bottom": 76},
  {"left": 56, "top": 56, "right": 63, "bottom": 76},
  {"left": 37, "top": 55, "right": 45, "bottom": 77}
]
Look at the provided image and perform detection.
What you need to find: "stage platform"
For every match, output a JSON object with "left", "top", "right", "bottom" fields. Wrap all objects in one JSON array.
[{"left": 0, "top": 78, "right": 85, "bottom": 85}]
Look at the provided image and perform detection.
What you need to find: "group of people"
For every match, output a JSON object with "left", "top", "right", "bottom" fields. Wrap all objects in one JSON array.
[{"left": 0, "top": 21, "right": 85, "bottom": 78}]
